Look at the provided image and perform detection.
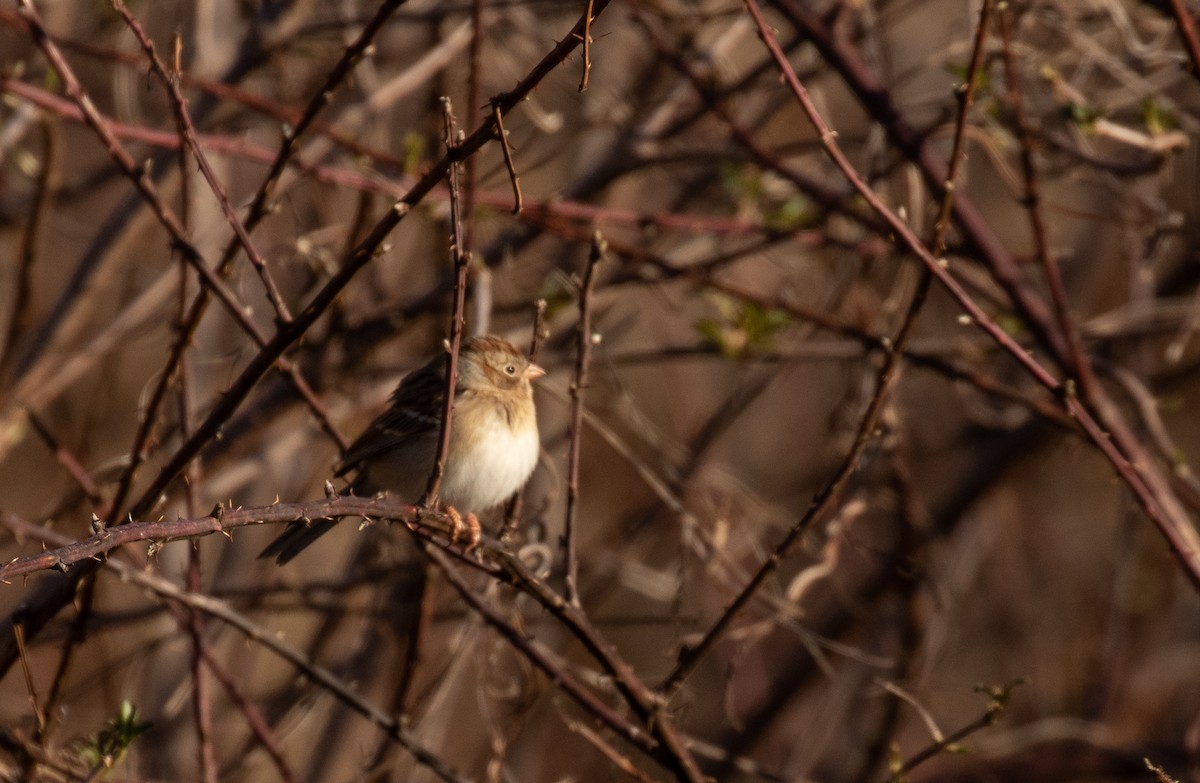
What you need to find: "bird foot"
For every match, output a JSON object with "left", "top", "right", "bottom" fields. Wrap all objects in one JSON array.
[{"left": 445, "top": 506, "right": 482, "bottom": 549}]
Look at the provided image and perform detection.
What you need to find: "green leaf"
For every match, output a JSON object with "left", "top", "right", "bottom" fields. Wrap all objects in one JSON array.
[
  {"left": 402, "top": 132, "right": 426, "bottom": 176},
  {"left": 73, "top": 701, "right": 152, "bottom": 772},
  {"left": 763, "top": 195, "right": 817, "bottom": 232},
  {"left": 719, "top": 162, "right": 764, "bottom": 202},
  {"left": 1067, "top": 102, "right": 1100, "bottom": 132},
  {"left": 1142, "top": 97, "right": 1178, "bottom": 135},
  {"left": 696, "top": 298, "right": 790, "bottom": 359}
]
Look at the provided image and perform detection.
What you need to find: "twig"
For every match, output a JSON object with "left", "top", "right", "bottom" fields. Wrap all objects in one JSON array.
[
  {"left": 550, "top": 220, "right": 1071, "bottom": 428},
  {"left": 181, "top": 610, "right": 299, "bottom": 783},
  {"left": 562, "top": 713, "right": 658, "bottom": 783},
  {"left": 501, "top": 300, "right": 550, "bottom": 539},
  {"left": 858, "top": 4, "right": 995, "bottom": 770},
  {"left": 16, "top": 0, "right": 266, "bottom": 350},
  {"left": 423, "top": 98, "right": 471, "bottom": 505},
  {"left": 101, "top": 0, "right": 407, "bottom": 466},
  {"left": 529, "top": 298, "right": 549, "bottom": 362},
  {"left": 564, "top": 232, "right": 605, "bottom": 606},
  {"left": 766, "top": 0, "right": 1071, "bottom": 363},
  {"left": 11, "top": 622, "right": 45, "bottom": 735},
  {"left": 579, "top": 0, "right": 596, "bottom": 91},
  {"left": 25, "top": 411, "right": 102, "bottom": 505},
  {"left": 628, "top": 6, "right": 886, "bottom": 239},
  {"left": 887, "top": 682, "right": 1019, "bottom": 780},
  {"left": 1167, "top": 0, "right": 1200, "bottom": 83},
  {"left": 929, "top": 0, "right": 992, "bottom": 257},
  {"left": 168, "top": 92, "right": 217, "bottom": 783},
  {"left": 0, "top": 75, "right": 885, "bottom": 241},
  {"left": 1145, "top": 757, "right": 1181, "bottom": 783},
  {"left": 0, "top": 117, "right": 55, "bottom": 379},
  {"left": 997, "top": 7, "right": 1096, "bottom": 398},
  {"left": 492, "top": 103, "right": 523, "bottom": 214},
  {"left": 463, "top": 1, "right": 488, "bottom": 337}
]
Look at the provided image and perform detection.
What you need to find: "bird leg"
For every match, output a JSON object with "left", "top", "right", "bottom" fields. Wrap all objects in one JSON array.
[{"left": 444, "top": 506, "right": 482, "bottom": 549}]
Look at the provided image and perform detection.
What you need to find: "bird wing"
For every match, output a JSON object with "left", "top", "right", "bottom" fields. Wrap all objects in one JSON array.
[{"left": 335, "top": 355, "right": 448, "bottom": 476}]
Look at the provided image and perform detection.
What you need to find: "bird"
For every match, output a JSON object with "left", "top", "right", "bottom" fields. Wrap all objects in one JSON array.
[{"left": 261, "top": 335, "right": 544, "bottom": 564}]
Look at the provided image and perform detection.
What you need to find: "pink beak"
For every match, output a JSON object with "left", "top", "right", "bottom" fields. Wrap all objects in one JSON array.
[{"left": 525, "top": 363, "right": 546, "bottom": 381}]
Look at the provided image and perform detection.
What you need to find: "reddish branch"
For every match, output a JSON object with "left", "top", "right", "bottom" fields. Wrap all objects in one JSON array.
[
  {"left": 997, "top": 8, "right": 1097, "bottom": 398},
  {"left": 0, "top": 497, "right": 429, "bottom": 582},
  {"left": 1167, "top": 0, "right": 1200, "bottom": 81}
]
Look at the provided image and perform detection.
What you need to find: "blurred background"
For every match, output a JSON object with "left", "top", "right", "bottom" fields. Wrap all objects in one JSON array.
[{"left": 2, "top": 0, "right": 1200, "bottom": 780}]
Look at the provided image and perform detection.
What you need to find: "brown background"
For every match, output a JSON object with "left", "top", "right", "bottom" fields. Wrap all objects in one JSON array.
[{"left": 1, "top": 1, "right": 1199, "bottom": 781}]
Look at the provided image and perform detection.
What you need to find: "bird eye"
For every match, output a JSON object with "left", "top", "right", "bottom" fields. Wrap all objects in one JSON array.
[{"left": 505, "top": 364, "right": 517, "bottom": 375}]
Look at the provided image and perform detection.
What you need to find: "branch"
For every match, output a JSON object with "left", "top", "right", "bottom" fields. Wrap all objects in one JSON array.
[
  {"left": 0, "top": 497, "right": 435, "bottom": 582},
  {"left": 563, "top": 232, "right": 606, "bottom": 606}
]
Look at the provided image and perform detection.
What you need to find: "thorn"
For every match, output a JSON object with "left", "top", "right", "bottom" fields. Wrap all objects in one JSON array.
[
  {"left": 91, "top": 514, "right": 105, "bottom": 534},
  {"left": 324, "top": 480, "right": 337, "bottom": 498}
]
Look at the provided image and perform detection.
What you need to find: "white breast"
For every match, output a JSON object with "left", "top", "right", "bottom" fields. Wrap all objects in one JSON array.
[{"left": 439, "top": 411, "right": 540, "bottom": 511}]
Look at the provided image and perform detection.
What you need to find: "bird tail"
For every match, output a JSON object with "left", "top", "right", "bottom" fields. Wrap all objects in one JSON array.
[
  {"left": 257, "top": 518, "right": 340, "bottom": 565},
  {"left": 258, "top": 479, "right": 358, "bottom": 565}
]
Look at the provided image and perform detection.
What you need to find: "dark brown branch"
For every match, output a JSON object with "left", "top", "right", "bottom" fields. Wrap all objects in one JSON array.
[
  {"left": 423, "top": 545, "right": 660, "bottom": 758},
  {"left": 0, "top": 497, "right": 433, "bottom": 582},
  {"left": 490, "top": 550, "right": 707, "bottom": 783},
  {"left": 423, "top": 99, "right": 471, "bottom": 505},
  {"left": 997, "top": 7, "right": 1096, "bottom": 398},
  {"left": 492, "top": 103, "right": 523, "bottom": 215},
  {"left": 888, "top": 682, "right": 1018, "bottom": 780},
  {"left": 563, "top": 232, "right": 605, "bottom": 606}
]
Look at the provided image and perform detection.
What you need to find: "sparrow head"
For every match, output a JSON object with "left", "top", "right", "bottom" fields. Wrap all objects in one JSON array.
[{"left": 458, "top": 335, "right": 544, "bottom": 393}]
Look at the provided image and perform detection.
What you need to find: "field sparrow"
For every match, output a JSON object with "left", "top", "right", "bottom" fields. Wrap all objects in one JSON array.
[{"left": 262, "top": 335, "right": 544, "bottom": 564}]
